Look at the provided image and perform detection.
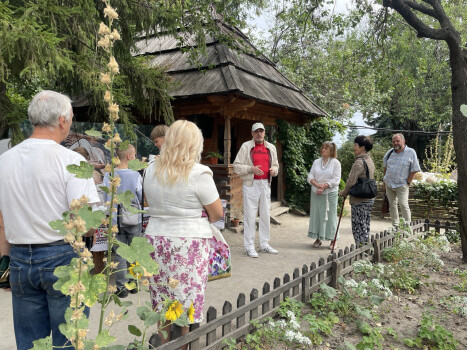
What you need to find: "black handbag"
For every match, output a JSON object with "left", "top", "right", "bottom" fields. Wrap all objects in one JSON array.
[
  {"left": 349, "top": 158, "right": 377, "bottom": 198},
  {"left": 0, "top": 255, "right": 10, "bottom": 289}
]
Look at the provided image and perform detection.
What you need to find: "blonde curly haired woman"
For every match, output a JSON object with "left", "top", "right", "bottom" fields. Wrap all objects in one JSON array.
[{"left": 143, "top": 120, "right": 223, "bottom": 347}]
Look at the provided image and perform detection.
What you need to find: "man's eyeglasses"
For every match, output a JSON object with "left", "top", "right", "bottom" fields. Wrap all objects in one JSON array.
[{"left": 254, "top": 129, "right": 265, "bottom": 133}]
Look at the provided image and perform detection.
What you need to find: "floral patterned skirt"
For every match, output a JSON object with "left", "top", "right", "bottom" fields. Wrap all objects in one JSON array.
[{"left": 145, "top": 235, "right": 210, "bottom": 323}]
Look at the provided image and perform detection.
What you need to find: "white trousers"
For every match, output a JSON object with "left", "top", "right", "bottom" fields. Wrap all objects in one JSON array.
[
  {"left": 386, "top": 184, "right": 411, "bottom": 226},
  {"left": 243, "top": 180, "right": 271, "bottom": 250}
]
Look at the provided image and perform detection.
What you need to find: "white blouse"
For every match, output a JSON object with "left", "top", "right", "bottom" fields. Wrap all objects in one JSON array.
[
  {"left": 307, "top": 157, "right": 341, "bottom": 194},
  {"left": 143, "top": 162, "right": 219, "bottom": 238}
]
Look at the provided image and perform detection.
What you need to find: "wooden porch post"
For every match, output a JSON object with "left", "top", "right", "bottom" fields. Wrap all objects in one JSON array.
[
  {"left": 223, "top": 114, "right": 231, "bottom": 165},
  {"left": 276, "top": 138, "right": 285, "bottom": 203}
]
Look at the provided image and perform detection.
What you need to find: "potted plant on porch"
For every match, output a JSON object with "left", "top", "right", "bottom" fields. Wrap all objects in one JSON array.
[
  {"left": 231, "top": 217, "right": 240, "bottom": 227},
  {"left": 206, "top": 150, "right": 224, "bottom": 165}
]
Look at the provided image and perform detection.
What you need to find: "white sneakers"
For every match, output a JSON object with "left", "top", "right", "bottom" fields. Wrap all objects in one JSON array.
[
  {"left": 245, "top": 248, "right": 259, "bottom": 258},
  {"left": 259, "top": 245, "right": 279, "bottom": 254},
  {"left": 245, "top": 245, "right": 279, "bottom": 258}
]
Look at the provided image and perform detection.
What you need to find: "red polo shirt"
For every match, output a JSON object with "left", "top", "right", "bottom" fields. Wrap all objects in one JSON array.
[{"left": 252, "top": 143, "right": 269, "bottom": 180}]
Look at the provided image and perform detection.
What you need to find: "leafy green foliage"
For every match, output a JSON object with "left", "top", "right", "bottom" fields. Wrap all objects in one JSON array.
[
  {"left": 277, "top": 297, "right": 304, "bottom": 318},
  {"left": 356, "top": 321, "right": 384, "bottom": 350},
  {"left": 94, "top": 330, "right": 116, "bottom": 347},
  {"left": 30, "top": 336, "right": 52, "bottom": 350},
  {"left": 404, "top": 312, "right": 459, "bottom": 349},
  {"left": 116, "top": 237, "right": 159, "bottom": 275},
  {"left": 276, "top": 118, "right": 342, "bottom": 211},
  {"left": 85, "top": 128, "right": 103, "bottom": 138},
  {"left": 66, "top": 161, "right": 95, "bottom": 179},
  {"left": 117, "top": 191, "right": 146, "bottom": 214},
  {"left": 128, "top": 158, "right": 148, "bottom": 172},
  {"left": 412, "top": 181, "right": 458, "bottom": 218},
  {"left": 452, "top": 268, "right": 467, "bottom": 293},
  {"left": 303, "top": 313, "right": 337, "bottom": 345},
  {"left": 1, "top": 0, "right": 267, "bottom": 144}
]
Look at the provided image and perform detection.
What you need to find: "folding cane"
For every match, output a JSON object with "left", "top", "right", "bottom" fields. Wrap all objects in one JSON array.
[{"left": 330, "top": 196, "right": 346, "bottom": 254}]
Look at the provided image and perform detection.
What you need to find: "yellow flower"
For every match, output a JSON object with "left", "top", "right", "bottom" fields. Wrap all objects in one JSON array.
[
  {"left": 103, "top": 91, "right": 111, "bottom": 103},
  {"left": 112, "top": 133, "right": 122, "bottom": 143},
  {"left": 70, "top": 198, "right": 81, "bottom": 210},
  {"left": 129, "top": 261, "right": 152, "bottom": 279},
  {"left": 165, "top": 301, "right": 184, "bottom": 322},
  {"left": 79, "top": 195, "right": 89, "bottom": 204},
  {"left": 111, "top": 225, "right": 119, "bottom": 233},
  {"left": 108, "top": 103, "right": 119, "bottom": 114},
  {"left": 74, "top": 216, "right": 87, "bottom": 232},
  {"left": 112, "top": 157, "right": 121, "bottom": 166},
  {"left": 108, "top": 56, "right": 119, "bottom": 74},
  {"left": 97, "top": 35, "right": 110, "bottom": 49},
  {"left": 104, "top": 163, "right": 112, "bottom": 173},
  {"left": 100, "top": 73, "right": 111, "bottom": 84},
  {"left": 98, "top": 22, "right": 111, "bottom": 35},
  {"left": 188, "top": 302, "right": 195, "bottom": 323},
  {"left": 129, "top": 261, "right": 143, "bottom": 279},
  {"left": 63, "top": 221, "right": 75, "bottom": 230},
  {"left": 111, "top": 174, "right": 121, "bottom": 187},
  {"left": 104, "top": 5, "right": 119, "bottom": 19},
  {"left": 77, "top": 329, "right": 88, "bottom": 338},
  {"left": 81, "top": 248, "right": 92, "bottom": 260},
  {"left": 168, "top": 277, "right": 179, "bottom": 289},
  {"left": 64, "top": 233, "right": 76, "bottom": 243},
  {"left": 110, "top": 29, "right": 121, "bottom": 41}
]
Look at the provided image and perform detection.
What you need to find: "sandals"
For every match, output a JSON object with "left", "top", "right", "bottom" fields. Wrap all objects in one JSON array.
[
  {"left": 312, "top": 240, "right": 322, "bottom": 248},
  {"left": 329, "top": 240, "right": 337, "bottom": 250}
]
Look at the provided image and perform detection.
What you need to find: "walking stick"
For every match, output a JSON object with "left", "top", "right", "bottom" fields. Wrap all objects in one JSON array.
[{"left": 331, "top": 196, "right": 346, "bottom": 254}]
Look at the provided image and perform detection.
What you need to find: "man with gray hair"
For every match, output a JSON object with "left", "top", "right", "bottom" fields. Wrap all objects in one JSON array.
[
  {"left": 233, "top": 122, "right": 280, "bottom": 258},
  {"left": 0, "top": 90, "right": 99, "bottom": 349},
  {"left": 382, "top": 133, "right": 420, "bottom": 226}
]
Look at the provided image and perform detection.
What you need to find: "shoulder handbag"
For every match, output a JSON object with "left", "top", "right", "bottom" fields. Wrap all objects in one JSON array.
[
  {"left": 349, "top": 158, "right": 377, "bottom": 198},
  {"left": 0, "top": 255, "right": 10, "bottom": 289}
]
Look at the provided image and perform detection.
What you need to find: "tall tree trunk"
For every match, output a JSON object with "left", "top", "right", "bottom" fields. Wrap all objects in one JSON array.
[
  {"left": 382, "top": 0, "right": 467, "bottom": 262},
  {"left": 448, "top": 44, "right": 467, "bottom": 262},
  {"left": 0, "top": 82, "right": 12, "bottom": 139}
]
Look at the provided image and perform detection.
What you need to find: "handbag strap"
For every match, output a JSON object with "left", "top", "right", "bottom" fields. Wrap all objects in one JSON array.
[{"left": 361, "top": 157, "right": 370, "bottom": 178}]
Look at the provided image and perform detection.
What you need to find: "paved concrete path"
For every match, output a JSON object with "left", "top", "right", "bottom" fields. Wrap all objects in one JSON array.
[{"left": 0, "top": 214, "right": 392, "bottom": 348}]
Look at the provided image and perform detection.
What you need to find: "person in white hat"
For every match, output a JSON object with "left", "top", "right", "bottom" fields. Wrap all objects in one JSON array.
[{"left": 233, "top": 122, "right": 280, "bottom": 258}]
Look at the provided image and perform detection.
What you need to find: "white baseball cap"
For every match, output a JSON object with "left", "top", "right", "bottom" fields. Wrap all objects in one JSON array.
[{"left": 252, "top": 122, "right": 265, "bottom": 131}]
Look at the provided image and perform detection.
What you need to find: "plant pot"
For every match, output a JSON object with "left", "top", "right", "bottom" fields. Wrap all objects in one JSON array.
[
  {"left": 209, "top": 157, "right": 218, "bottom": 165},
  {"left": 231, "top": 219, "right": 240, "bottom": 227}
]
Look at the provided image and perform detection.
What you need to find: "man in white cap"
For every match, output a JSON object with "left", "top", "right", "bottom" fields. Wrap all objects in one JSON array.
[{"left": 233, "top": 122, "right": 279, "bottom": 258}]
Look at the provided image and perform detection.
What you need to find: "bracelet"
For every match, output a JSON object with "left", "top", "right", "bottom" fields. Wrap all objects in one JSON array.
[{"left": 407, "top": 181, "right": 410, "bottom": 185}]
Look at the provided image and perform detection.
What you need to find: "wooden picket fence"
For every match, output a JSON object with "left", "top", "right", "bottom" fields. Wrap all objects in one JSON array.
[{"left": 155, "top": 219, "right": 456, "bottom": 349}]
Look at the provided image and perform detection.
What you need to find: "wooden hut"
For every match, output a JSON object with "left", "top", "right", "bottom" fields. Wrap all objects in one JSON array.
[{"left": 133, "top": 20, "right": 327, "bottom": 225}]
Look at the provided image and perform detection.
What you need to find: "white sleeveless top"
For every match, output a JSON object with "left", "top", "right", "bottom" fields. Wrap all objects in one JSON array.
[{"left": 143, "top": 162, "right": 219, "bottom": 238}]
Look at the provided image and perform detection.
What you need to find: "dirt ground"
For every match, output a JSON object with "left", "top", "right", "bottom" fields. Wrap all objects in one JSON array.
[
  {"left": 0, "top": 212, "right": 393, "bottom": 349},
  {"left": 295, "top": 243, "right": 467, "bottom": 350}
]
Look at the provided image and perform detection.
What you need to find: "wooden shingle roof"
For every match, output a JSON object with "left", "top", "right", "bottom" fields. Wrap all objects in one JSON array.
[{"left": 133, "top": 22, "right": 327, "bottom": 118}]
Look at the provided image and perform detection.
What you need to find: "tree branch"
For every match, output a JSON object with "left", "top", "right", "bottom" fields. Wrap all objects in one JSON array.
[
  {"left": 382, "top": 0, "right": 448, "bottom": 40},
  {"left": 405, "top": 0, "right": 435, "bottom": 17}
]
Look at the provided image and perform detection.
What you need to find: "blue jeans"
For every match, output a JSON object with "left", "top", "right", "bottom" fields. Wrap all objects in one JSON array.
[
  {"left": 114, "top": 224, "right": 142, "bottom": 289},
  {"left": 9, "top": 243, "right": 78, "bottom": 350}
]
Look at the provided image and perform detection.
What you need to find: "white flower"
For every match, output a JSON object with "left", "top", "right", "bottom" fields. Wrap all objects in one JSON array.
[
  {"left": 284, "top": 330, "right": 296, "bottom": 342},
  {"left": 290, "top": 319, "right": 300, "bottom": 330},
  {"left": 277, "top": 319, "right": 287, "bottom": 329}
]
